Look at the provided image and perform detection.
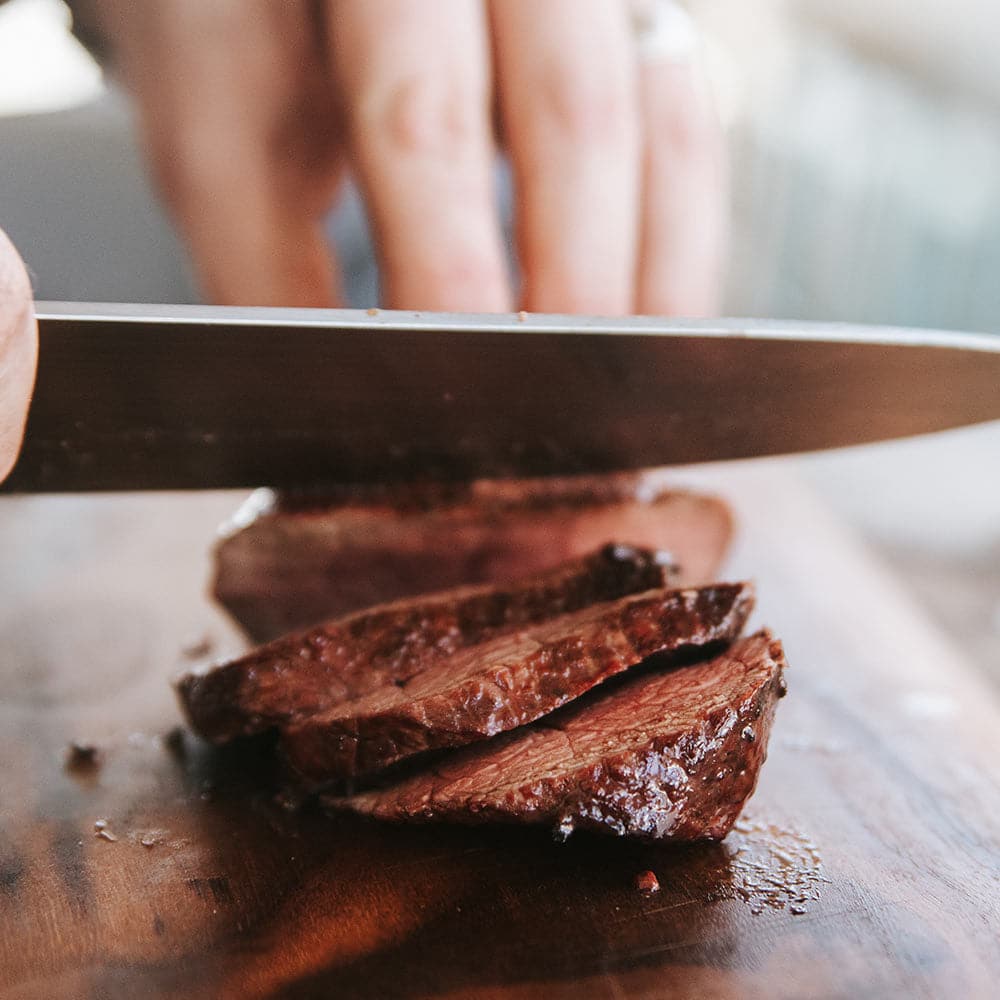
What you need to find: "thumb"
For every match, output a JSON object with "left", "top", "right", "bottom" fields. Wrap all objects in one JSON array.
[{"left": 0, "top": 228, "right": 38, "bottom": 483}]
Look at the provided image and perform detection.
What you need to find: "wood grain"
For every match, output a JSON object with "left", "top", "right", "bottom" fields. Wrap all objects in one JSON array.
[{"left": 1, "top": 464, "right": 998, "bottom": 999}]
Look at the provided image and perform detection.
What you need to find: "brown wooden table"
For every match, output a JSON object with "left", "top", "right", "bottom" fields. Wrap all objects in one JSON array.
[{"left": 2, "top": 463, "right": 998, "bottom": 999}]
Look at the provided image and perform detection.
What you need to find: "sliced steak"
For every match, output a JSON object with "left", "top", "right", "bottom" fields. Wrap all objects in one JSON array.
[
  {"left": 178, "top": 544, "right": 680, "bottom": 745},
  {"left": 281, "top": 581, "right": 753, "bottom": 780},
  {"left": 213, "top": 473, "right": 733, "bottom": 641},
  {"left": 330, "top": 631, "right": 786, "bottom": 841}
]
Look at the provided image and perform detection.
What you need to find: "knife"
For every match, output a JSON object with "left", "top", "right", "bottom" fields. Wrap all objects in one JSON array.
[{"left": 3, "top": 302, "right": 998, "bottom": 493}]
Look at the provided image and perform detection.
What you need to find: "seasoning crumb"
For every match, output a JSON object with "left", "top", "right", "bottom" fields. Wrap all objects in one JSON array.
[
  {"left": 273, "top": 790, "right": 302, "bottom": 813},
  {"left": 634, "top": 870, "right": 660, "bottom": 893},
  {"left": 366, "top": 307, "right": 379, "bottom": 317},
  {"left": 94, "top": 820, "right": 117, "bottom": 842},
  {"left": 65, "top": 741, "right": 100, "bottom": 772},
  {"left": 181, "top": 635, "right": 214, "bottom": 660},
  {"left": 517, "top": 310, "right": 528, "bottom": 322},
  {"left": 790, "top": 903, "right": 808, "bottom": 915},
  {"left": 140, "top": 831, "right": 166, "bottom": 849}
]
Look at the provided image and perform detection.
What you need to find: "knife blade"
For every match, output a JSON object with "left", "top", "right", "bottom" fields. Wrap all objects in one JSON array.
[{"left": 3, "top": 303, "right": 999, "bottom": 493}]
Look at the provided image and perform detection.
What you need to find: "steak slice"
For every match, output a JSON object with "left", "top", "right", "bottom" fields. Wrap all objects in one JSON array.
[
  {"left": 213, "top": 473, "right": 734, "bottom": 642},
  {"left": 330, "top": 631, "right": 786, "bottom": 841},
  {"left": 178, "top": 544, "right": 680, "bottom": 745},
  {"left": 281, "top": 581, "right": 753, "bottom": 781}
]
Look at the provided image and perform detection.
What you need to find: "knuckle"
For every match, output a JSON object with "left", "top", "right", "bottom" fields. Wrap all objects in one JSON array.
[
  {"left": 654, "top": 88, "right": 722, "bottom": 159},
  {"left": 537, "top": 67, "right": 637, "bottom": 147},
  {"left": 356, "top": 70, "right": 485, "bottom": 159}
]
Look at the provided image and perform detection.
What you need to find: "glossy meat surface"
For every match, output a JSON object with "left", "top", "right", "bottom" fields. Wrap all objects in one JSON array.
[
  {"left": 282, "top": 579, "right": 753, "bottom": 779},
  {"left": 179, "top": 544, "right": 679, "bottom": 746},
  {"left": 333, "top": 631, "right": 786, "bottom": 841}
]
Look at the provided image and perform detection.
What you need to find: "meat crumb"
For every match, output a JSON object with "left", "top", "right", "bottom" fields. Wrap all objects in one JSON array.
[
  {"left": 65, "top": 741, "right": 100, "bottom": 772},
  {"left": 163, "top": 726, "right": 187, "bottom": 760},
  {"left": 634, "top": 870, "right": 660, "bottom": 893},
  {"left": 272, "top": 789, "right": 303, "bottom": 812}
]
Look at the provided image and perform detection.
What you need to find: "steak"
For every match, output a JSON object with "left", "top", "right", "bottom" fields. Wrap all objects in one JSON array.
[
  {"left": 281, "top": 579, "right": 753, "bottom": 780},
  {"left": 178, "top": 544, "right": 680, "bottom": 746},
  {"left": 330, "top": 631, "right": 786, "bottom": 841},
  {"left": 213, "top": 473, "right": 734, "bottom": 642}
]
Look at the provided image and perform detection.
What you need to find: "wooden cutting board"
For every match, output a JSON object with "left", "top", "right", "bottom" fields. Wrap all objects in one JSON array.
[{"left": 2, "top": 463, "right": 998, "bottom": 999}]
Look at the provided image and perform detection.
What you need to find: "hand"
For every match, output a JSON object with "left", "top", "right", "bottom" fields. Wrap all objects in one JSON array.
[
  {"left": 0, "top": 228, "right": 37, "bottom": 483},
  {"left": 88, "top": 0, "right": 725, "bottom": 315}
]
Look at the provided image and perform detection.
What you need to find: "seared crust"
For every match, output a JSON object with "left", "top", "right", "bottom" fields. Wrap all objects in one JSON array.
[
  {"left": 212, "top": 474, "right": 734, "bottom": 642},
  {"left": 281, "top": 580, "right": 754, "bottom": 780},
  {"left": 179, "top": 544, "right": 679, "bottom": 745},
  {"left": 331, "top": 631, "right": 786, "bottom": 842}
]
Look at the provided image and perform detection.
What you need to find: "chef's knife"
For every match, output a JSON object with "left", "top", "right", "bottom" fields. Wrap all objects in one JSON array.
[{"left": 3, "top": 303, "right": 998, "bottom": 493}]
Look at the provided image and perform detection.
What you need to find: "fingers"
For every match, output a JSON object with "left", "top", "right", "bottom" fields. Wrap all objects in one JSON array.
[
  {"left": 127, "top": 1, "right": 342, "bottom": 306},
  {"left": 490, "top": 0, "right": 640, "bottom": 315},
  {"left": 114, "top": 0, "right": 723, "bottom": 316},
  {"left": 0, "top": 229, "right": 37, "bottom": 483},
  {"left": 636, "top": 43, "right": 727, "bottom": 316},
  {"left": 327, "top": 0, "right": 510, "bottom": 311}
]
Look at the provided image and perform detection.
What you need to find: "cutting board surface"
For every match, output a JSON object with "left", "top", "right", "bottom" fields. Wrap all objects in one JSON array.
[{"left": 2, "top": 464, "right": 998, "bottom": 999}]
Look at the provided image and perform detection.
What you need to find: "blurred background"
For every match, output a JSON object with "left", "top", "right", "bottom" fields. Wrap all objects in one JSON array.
[{"left": 1, "top": 0, "right": 997, "bottom": 681}]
